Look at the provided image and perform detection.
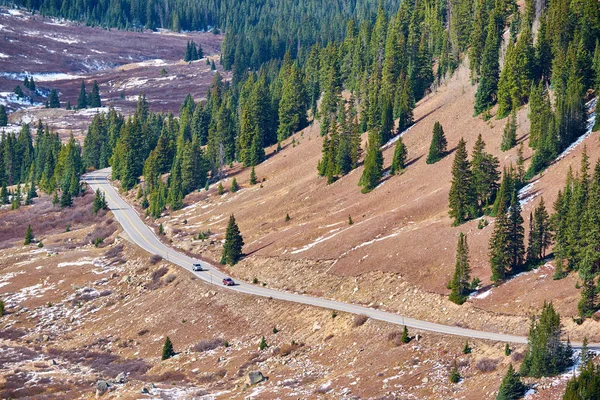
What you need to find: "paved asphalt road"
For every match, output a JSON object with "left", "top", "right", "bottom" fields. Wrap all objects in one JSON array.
[{"left": 83, "top": 168, "right": 597, "bottom": 349}]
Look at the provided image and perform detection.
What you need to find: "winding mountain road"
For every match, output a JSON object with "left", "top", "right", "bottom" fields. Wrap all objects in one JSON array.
[{"left": 83, "top": 168, "right": 594, "bottom": 348}]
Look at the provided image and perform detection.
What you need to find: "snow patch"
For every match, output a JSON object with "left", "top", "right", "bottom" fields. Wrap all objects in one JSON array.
[{"left": 0, "top": 52, "right": 8, "bottom": 58}]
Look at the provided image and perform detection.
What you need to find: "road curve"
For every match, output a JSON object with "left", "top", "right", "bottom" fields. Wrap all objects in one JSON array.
[{"left": 83, "top": 168, "right": 593, "bottom": 348}]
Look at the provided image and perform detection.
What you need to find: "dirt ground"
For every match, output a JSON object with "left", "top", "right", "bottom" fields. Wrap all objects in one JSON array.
[{"left": 0, "top": 192, "right": 587, "bottom": 399}]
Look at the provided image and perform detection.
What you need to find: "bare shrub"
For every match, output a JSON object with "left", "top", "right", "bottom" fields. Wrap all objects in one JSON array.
[
  {"left": 146, "top": 370, "right": 186, "bottom": 383},
  {"left": 353, "top": 314, "right": 368, "bottom": 327},
  {"left": 387, "top": 330, "right": 403, "bottom": 346},
  {"left": 475, "top": 358, "right": 498, "bottom": 373},
  {"left": 193, "top": 338, "right": 225, "bottom": 352},
  {"left": 511, "top": 351, "right": 525, "bottom": 363},
  {"left": 104, "top": 244, "right": 124, "bottom": 259},
  {"left": 151, "top": 266, "right": 168, "bottom": 282},
  {"left": 137, "top": 329, "right": 149, "bottom": 336},
  {"left": 278, "top": 343, "right": 301, "bottom": 356},
  {"left": 456, "top": 358, "right": 470, "bottom": 368},
  {"left": 149, "top": 254, "right": 163, "bottom": 265},
  {"left": 324, "top": 334, "right": 334, "bottom": 341},
  {"left": 164, "top": 274, "right": 177, "bottom": 284},
  {"left": 99, "top": 290, "right": 112, "bottom": 297},
  {"left": 0, "top": 328, "right": 26, "bottom": 340}
]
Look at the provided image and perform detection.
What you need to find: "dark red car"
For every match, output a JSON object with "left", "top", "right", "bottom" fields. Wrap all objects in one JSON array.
[{"left": 222, "top": 278, "right": 235, "bottom": 286}]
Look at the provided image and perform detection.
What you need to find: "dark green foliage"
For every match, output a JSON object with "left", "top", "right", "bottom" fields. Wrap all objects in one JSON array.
[
  {"left": 348, "top": 215, "right": 353, "bottom": 225},
  {"left": 24, "top": 224, "right": 33, "bottom": 245},
  {"left": 359, "top": 131, "right": 383, "bottom": 193},
  {"left": 401, "top": 325, "right": 410, "bottom": 343},
  {"left": 77, "top": 80, "right": 87, "bottom": 109},
  {"left": 563, "top": 360, "right": 600, "bottom": 400},
  {"left": 462, "top": 340, "right": 472, "bottom": 354},
  {"left": 501, "top": 111, "right": 517, "bottom": 151},
  {"left": 448, "top": 138, "right": 476, "bottom": 225},
  {"left": 449, "top": 233, "right": 471, "bottom": 305},
  {"left": 496, "top": 364, "right": 526, "bottom": 400},
  {"left": 259, "top": 336, "right": 268, "bottom": 350},
  {"left": 449, "top": 360, "right": 461, "bottom": 383},
  {"left": 162, "top": 336, "right": 175, "bottom": 360},
  {"left": 14, "top": 85, "right": 24, "bottom": 98},
  {"left": 48, "top": 89, "right": 60, "bottom": 108},
  {"left": 0, "top": 299, "right": 3, "bottom": 316},
  {"left": 504, "top": 343, "right": 511, "bottom": 356},
  {"left": 0, "top": 105, "right": 7, "bottom": 126},
  {"left": 217, "top": 182, "right": 224, "bottom": 195},
  {"left": 285, "top": 213, "right": 290, "bottom": 222},
  {"left": 93, "top": 189, "right": 108, "bottom": 214},
  {"left": 526, "top": 198, "right": 551, "bottom": 266},
  {"left": 230, "top": 178, "right": 239, "bottom": 193},
  {"left": 519, "top": 302, "right": 573, "bottom": 378},
  {"left": 221, "top": 214, "right": 244, "bottom": 265},
  {"left": 426, "top": 122, "right": 447, "bottom": 165},
  {"left": 250, "top": 167, "right": 257, "bottom": 185},
  {"left": 471, "top": 134, "right": 500, "bottom": 210},
  {"left": 184, "top": 40, "right": 202, "bottom": 62},
  {"left": 389, "top": 136, "right": 407, "bottom": 175},
  {"left": 158, "top": 223, "right": 164, "bottom": 235},
  {"left": 474, "top": 11, "right": 502, "bottom": 115},
  {"left": 89, "top": 81, "right": 101, "bottom": 108}
]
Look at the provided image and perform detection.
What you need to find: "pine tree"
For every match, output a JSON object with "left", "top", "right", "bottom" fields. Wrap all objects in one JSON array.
[
  {"left": 77, "top": 80, "right": 87, "bottom": 109},
  {"left": 471, "top": 134, "right": 500, "bottom": 209},
  {"left": 0, "top": 105, "right": 7, "bottom": 126},
  {"left": 217, "top": 182, "right": 224, "bottom": 195},
  {"left": 426, "top": 122, "right": 447, "bottom": 164},
  {"left": 161, "top": 336, "right": 175, "bottom": 360},
  {"left": 48, "top": 89, "right": 60, "bottom": 108},
  {"left": 359, "top": 131, "right": 383, "bottom": 193},
  {"left": 474, "top": 13, "right": 501, "bottom": 115},
  {"left": 520, "top": 301, "right": 573, "bottom": 377},
  {"left": 24, "top": 224, "right": 33, "bottom": 245},
  {"left": 526, "top": 198, "right": 552, "bottom": 265},
  {"left": 389, "top": 136, "right": 407, "bottom": 175},
  {"left": 449, "top": 232, "right": 471, "bottom": 305},
  {"left": 448, "top": 138, "right": 476, "bottom": 225},
  {"left": 504, "top": 343, "right": 511, "bottom": 356},
  {"left": 463, "top": 340, "right": 472, "bottom": 354},
  {"left": 401, "top": 325, "right": 410, "bottom": 343},
  {"left": 496, "top": 364, "right": 526, "bottom": 400},
  {"left": 221, "top": 214, "right": 244, "bottom": 265},
  {"left": 277, "top": 63, "right": 307, "bottom": 141},
  {"left": 506, "top": 192, "right": 525, "bottom": 274},
  {"left": 89, "top": 81, "right": 101, "bottom": 108},
  {"left": 92, "top": 189, "right": 107, "bottom": 214},
  {"left": 449, "top": 360, "right": 461, "bottom": 383},
  {"left": 563, "top": 357, "right": 600, "bottom": 399},
  {"left": 250, "top": 167, "right": 257, "bottom": 185},
  {"left": 501, "top": 111, "right": 517, "bottom": 151},
  {"left": 580, "top": 337, "right": 590, "bottom": 366},
  {"left": 0, "top": 299, "right": 3, "bottom": 316},
  {"left": 490, "top": 198, "right": 510, "bottom": 284},
  {"left": 231, "top": 178, "right": 239, "bottom": 192},
  {"left": 259, "top": 336, "right": 268, "bottom": 350}
]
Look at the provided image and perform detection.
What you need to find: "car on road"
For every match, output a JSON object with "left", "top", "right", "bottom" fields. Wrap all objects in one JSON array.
[
  {"left": 222, "top": 277, "right": 235, "bottom": 286},
  {"left": 192, "top": 263, "right": 203, "bottom": 271}
]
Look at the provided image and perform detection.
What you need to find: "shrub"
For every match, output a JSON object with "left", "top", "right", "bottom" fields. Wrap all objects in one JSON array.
[
  {"left": 353, "top": 314, "right": 368, "bottom": 327},
  {"left": 449, "top": 360, "right": 461, "bottom": 383},
  {"left": 259, "top": 336, "right": 268, "bottom": 350},
  {"left": 193, "top": 338, "right": 225, "bottom": 352},
  {"left": 164, "top": 274, "right": 176, "bottom": 283},
  {"left": 462, "top": 340, "right": 472, "bottom": 354},
  {"left": 151, "top": 266, "right": 169, "bottom": 282},
  {"left": 279, "top": 342, "right": 301, "bottom": 356},
  {"left": 162, "top": 336, "right": 175, "bottom": 360},
  {"left": 0, "top": 300, "right": 4, "bottom": 316},
  {"left": 150, "top": 254, "right": 163, "bottom": 265},
  {"left": 387, "top": 330, "right": 403, "bottom": 346},
  {"left": 475, "top": 358, "right": 498, "bottom": 373}
]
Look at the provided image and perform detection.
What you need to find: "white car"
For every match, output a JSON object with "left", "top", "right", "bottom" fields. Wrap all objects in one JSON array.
[{"left": 192, "top": 263, "right": 203, "bottom": 271}]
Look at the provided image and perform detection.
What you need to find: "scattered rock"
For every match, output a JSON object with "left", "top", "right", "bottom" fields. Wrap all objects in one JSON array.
[
  {"left": 422, "top": 377, "right": 429, "bottom": 384},
  {"left": 114, "top": 372, "right": 126, "bottom": 384},
  {"left": 246, "top": 371, "right": 265, "bottom": 386},
  {"left": 96, "top": 380, "right": 109, "bottom": 397},
  {"left": 140, "top": 387, "right": 150, "bottom": 394},
  {"left": 312, "top": 321, "right": 321, "bottom": 332},
  {"left": 415, "top": 334, "right": 422, "bottom": 342},
  {"left": 121, "top": 275, "right": 131, "bottom": 283}
]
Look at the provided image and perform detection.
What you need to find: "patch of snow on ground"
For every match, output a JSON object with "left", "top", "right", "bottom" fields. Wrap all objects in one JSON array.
[
  {"left": 472, "top": 288, "right": 493, "bottom": 299},
  {"left": 0, "top": 52, "right": 8, "bottom": 58},
  {"left": 57, "top": 257, "right": 95, "bottom": 268},
  {"left": 43, "top": 34, "right": 79, "bottom": 44},
  {"left": 76, "top": 107, "right": 111, "bottom": 116},
  {"left": 0, "top": 72, "right": 83, "bottom": 82},
  {"left": 119, "top": 77, "right": 149, "bottom": 90},
  {"left": 381, "top": 123, "right": 417, "bottom": 150},
  {"left": 136, "top": 59, "right": 168, "bottom": 67}
]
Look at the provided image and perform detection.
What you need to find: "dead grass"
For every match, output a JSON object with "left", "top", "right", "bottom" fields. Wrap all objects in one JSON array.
[
  {"left": 475, "top": 358, "right": 499, "bottom": 373},
  {"left": 353, "top": 314, "right": 368, "bottom": 327},
  {"left": 192, "top": 338, "right": 225, "bottom": 352}
]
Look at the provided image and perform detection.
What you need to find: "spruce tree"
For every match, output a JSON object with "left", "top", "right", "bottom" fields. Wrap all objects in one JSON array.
[
  {"left": 48, "top": 89, "right": 60, "bottom": 108},
  {"left": 501, "top": 111, "right": 517, "bottom": 151},
  {"left": 89, "top": 81, "right": 101, "bottom": 108},
  {"left": 506, "top": 192, "right": 525, "bottom": 274},
  {"left": 77, "top": 80, "right": 87, "bottom": 109},
  {"left": 474, "top": 13, "right": 501, "bottom": 115},
  {"left": 231, "top": 178, "right": 239, "bottom": 192},
  {"left": 0, "top": 105, "right": 7, "bottom": 126},
  {"left": 426, "top": 122, "right": 447, "bottom": 164},
  {"left": 448, "top": 138, "right": 476, "bottom": 225},
  {"left": 161, "top": 336, "right": 175, "bottom": 360},
  {"left": 24, "top": 224, "right": 33, "bottom": 245},
  {"left": 401, "top": 325, "right": 410, "bottom": 343},
  {"left": 250, "top": 167, "right": 257, "bottom": 185},
  {"left": 389, "top": 136, "right": 407, "bottom": 175},
  {"left": 490, "top": 198, "right": 510, "bottom": 284},
  {"left": 0, "top": 299, "right": 3, "bottom": 316},
  {"left": 449, "top": 360, "right": 461, "bottom": 383},
  {"left": 221, "top": 214, "right": 244, "bottom": 265},
  {"left": 217, "top": 182, "right": 224, "bottom": 195},
  {"left": 359, "top": 131, "right": 383, "bottom": 193},
  {"left": 496, "top": 364, "right": 526, "bottom": 400},
  {"left": 563, "top": 357, "right": 600, "bottom": 399},
  {"left": 449, "top": 232, "right": 471, "bottom": 305},
  {"left": 93, "top": 189, "right": 107, "bottom": 214},
  {"left": 471, "top": 134, "right": 500, "bottom": 209},
  {"left": 520, "top": 301, "right": 573, "bottom": 377}
]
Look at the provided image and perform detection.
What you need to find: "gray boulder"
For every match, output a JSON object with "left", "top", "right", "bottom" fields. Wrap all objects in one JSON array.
[
  {"left": 246, "top": 371, "right": 265, "bottom": 386},
  {"left": 96, "top": 380, "right": 109, "bottom": 397}
]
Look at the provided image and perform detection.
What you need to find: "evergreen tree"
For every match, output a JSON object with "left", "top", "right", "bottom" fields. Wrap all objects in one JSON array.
[
  {"left": 426, "top": 122, "right": 447, "bottom": 164},
  {"left": 506, "top": 192, "right": 526, "bottom": 274},
  {"left": 231, "top": 177, "right": 239, "bottom": 192},
  {"left": 526, "top": 198, "right": 552, "bottom": 265},
  {"left": 448, "top": 138, "right": 476, "bottom": 225},
  {"left": 48, "top": 89, "right": 60, "bottom": 108},
  {"left": 161, "top": 336, "right": 175, "bottom": 360},
  {"left": 449, "top": 232, "right": 471, "bottom": 305},
  {"left": 92, "top": 189, "right": 107, "bottom": 214},
  {"left": 496, "top": 364, "right": 526, "bottom": 400},
  {"left": 89, "top": 81, "right": 101, "bottom": 108},
  {"left": 221, "top": 214, "right": 244, "bottom": 265},
  {"left": 501, "top": 111, "right": 517, "bottom": 151},
  {"left": 401, "top": 325, "right": 410, "bottom": 343},
  {"left": 563, "top": 358, "right": 600, "bottom": 399},
  {"left": 474, "top": 12, "right": 501, "bottom": 115},
  {"left": 520, "top": 301, "right": 573, "bottom": 378},
  {"left": 449, "top": 360, "right": 461, "bottom": 383},
  {"left": 490, "top": 198, "right": 510, "bottom": 284},
  {"left": 0, "top": 105, "right": 7, "bottom": 126},
  {"left": 471, "top": 134, "right": 500, "bottom": 209},
  {"left": 77, "top": 80, "right": 87, "bottom": 109},
  {"left": 24, "top": 224, "right": 33, "bottom": 245},
  {"left": 217, "top": 182, "right": 224, "bottom": 195},
  {"left": 359, "top": 131, "right": 383, "bottom": 193},
  {"left": 389, "top": 136, "right": 407, "bottom": 175},
  {"left": 250, "top": 166, "right": 257, "bottom": 185},
  {"left": 277, "top": 63, "right": 307, "bottom": 141}
]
